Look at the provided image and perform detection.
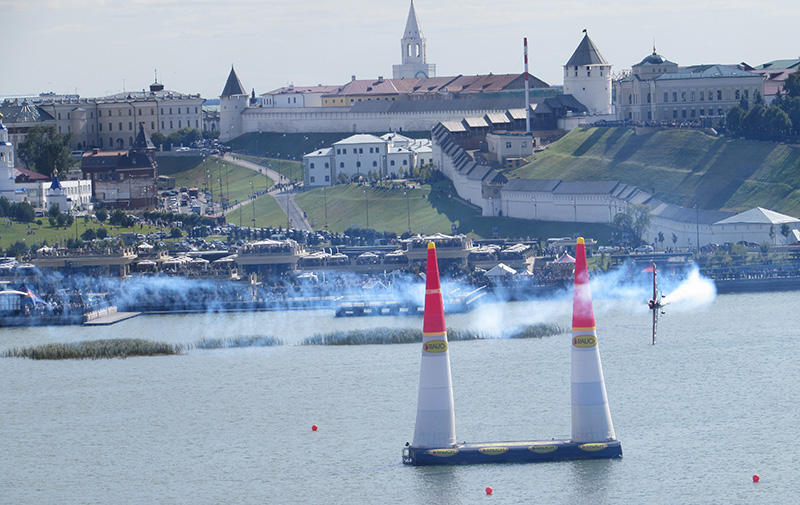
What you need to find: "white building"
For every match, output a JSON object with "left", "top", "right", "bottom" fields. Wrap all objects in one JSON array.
[
  {"left": 392, "top": 1, "right": 436, "bottom": 79},
  {"left": 563, "top": 32, "right": 613, "bottom": 115},
  {"left": 303, "top": 133, "right": 432, "bottom": 188},
  {"left": 261, "top": 85, "right": 341, "bottom": 108},
  {"left": 614, "top": 48, "right": 765, "bottom": 122}
]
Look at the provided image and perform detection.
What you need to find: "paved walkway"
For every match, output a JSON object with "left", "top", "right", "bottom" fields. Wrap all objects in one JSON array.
[{"left": 215, "top": 154, "right": 313, "bottom": 232}]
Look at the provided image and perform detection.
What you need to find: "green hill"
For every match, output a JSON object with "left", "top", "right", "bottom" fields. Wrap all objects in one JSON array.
[{"left": 508, "top": 127, "right": 800, "bottom": 215}]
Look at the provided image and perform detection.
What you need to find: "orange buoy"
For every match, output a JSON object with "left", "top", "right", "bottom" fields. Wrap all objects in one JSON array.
[
  {"left": 485, "top": 486, "right": 493, "bottom": 495},
  {"left": 312, "top": 424, "right": 318, "bottom": 431},
  {"left": 753, "top": 474, "right": 760, "bottom": 483}
]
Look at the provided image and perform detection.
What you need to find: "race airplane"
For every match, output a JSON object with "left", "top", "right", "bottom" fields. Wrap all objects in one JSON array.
[{"left": 644, "top": 264, "right": 667, "bottom": 345}]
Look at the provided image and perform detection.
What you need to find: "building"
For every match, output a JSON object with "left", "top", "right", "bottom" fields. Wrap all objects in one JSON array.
[
  {"left": 392, "top": 0, "right": 436, "bottom": 79},
  {"left": 745, "top": 58, "right": 800, "bottom": 103},
  {"left": 1, "top": 81, "right": 203, "bottom": 158},
  {"left": 0, "top": 112, "right": 92, "bottom": 211},
  {"left": 614, "top": 47, "right": 765, "bottom": 122},
  {"left": 80, "top": 124, "right": 158, "bottom": 209},
  {"left": 261, "top": 85, "right": 341, "bottom": 108},
  {"left": 563, "top": 31, "right": 613, "bottom": 115},
  {"left": 303, "top": 133, "right": 433, "bottom": 187}
]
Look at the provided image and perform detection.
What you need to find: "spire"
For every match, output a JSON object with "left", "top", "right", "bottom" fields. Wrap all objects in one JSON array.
[
  {"left": 570, "top": 237, "right": 616, "bottom": 443},
  {"left": 132, "top": 123, "right": 155, "bottom": 150},
  {"left": 221, "top": 66, "right": 246, "bottom": 98},
  {"left": 566, "top": 32, "right": 608, "bottom": 67},
  {"left": 411, "top": 242, "right": 456, "bottom": 448},
  {"left": 404, "top": 0, "right": 423, "bottom": 38}
]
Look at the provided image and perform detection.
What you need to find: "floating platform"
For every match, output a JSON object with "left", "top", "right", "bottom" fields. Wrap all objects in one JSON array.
[
  {"left": 403, "top": 439, "right": 622, "bottom": 466},
  {"left": 83, "top": 311, "right": 140, "bottom": 326}
]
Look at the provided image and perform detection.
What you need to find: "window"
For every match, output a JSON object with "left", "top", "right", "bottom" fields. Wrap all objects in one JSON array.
[
  {"left": 151, "top": 108, "right": 154, "bottom": 115},
  {"left": 128, "top": 110, "right": 132, "bottom": 116},
  {"left": 647, "top": 111, "right": 652, "bottom": 120},
  {"left": 717, "top": 90, "right": 722, "bottom": 100},
  {"left": 664, "top": 92, "right": 668, "bottom": 103},
  {"left": 647, "top": 93, "right": 651, "bottom": 104},
  {"left": 700, "top": 109, "right": 705, "bottom": 116},
  {"left": 628, "top": 95, "right": 632, "bottom": 104},
  {"left": 744, "top": 89, "right": 749, "bottom": 100},
  {"left": 359, "top": 148, "right": 363, "bottom": 154},
  {"left": 58, "top": 113, "right": 61, "bottom": 120},
  {"left": 339, "top": 162, "right": 344, "bottom": 168},
  {"left": 170, "top": 121, "right": 173, "bottom": 128},
  {"left": 673, "top": 110, "right": 678, "bottom": 119},
  {"left": 506, "top": 142, "right": 512, "bottom": 149},
  {"left": 372, "top": 161, "right": 377, "bottom": 167},
  {"left": 310, "top": 163, "right": 315, "bottom": 169},
  {"left": 129, "top": 122, "right": 132, "bottom": 130},
  {"left": 109, "top": 123, "right": 113, "bottom": 131},
  {"left": 356, "top": 162, "right": 361, "bottom": 168},
  {"left": 390, "top": 160, "right": 395, "bottom": 166},
  {"left": 99, "top": 123, "right": 103, "bottom": 132},
  {"left": 681, "top": 91, "right": 686, "bottom": 101},
  {"left": 673, "top": 92, "right": 678, "bottom": 102},
  {"left": 138, "top": 109, "right": 142, "bottom": 115},
  {"left": 336, "top": 149, "right": 341, "bottom": 154},
  {"left": 325, "top": 175, "right": 330, "bottom": 182},
  {"left": 169, "top": 108, "right": 172, "bottom": 114},
  {"left": 402, "top": 160, "right": 408, "bottom": 165},
  {"left": 161, "top": 121, "right": 165, "bottom": 128},
  {"left": 151, "top": 122, "right": 155, "bottom": 129},
  {"left": 324, "top": 162, "right": 329, "bottom": 168},
  {"left": 310, "top": 176, "right": 315, "bottom": 183},
  {"left": 119, "top": 122, "right": 122, "bottom": 131},
  {"left": 682, "top": 110, "right": 687, "bottom": 118},
  {"left": 690, "top": 109, "right": 696, "bottom": 118},
  {"left": 178, "top": 120, "right": 182, "bottom": 128},
  {"left": 718, "top": 108, "right": 723, "bottom": 115},
  {"left": 690, "top": 91, "right": 695, "bottom": 101},
  {"left": 735, "top": 90, "right": 740, "bottom": 100}
]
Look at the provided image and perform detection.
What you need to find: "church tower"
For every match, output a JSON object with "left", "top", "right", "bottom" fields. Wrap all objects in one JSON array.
[
  {"left": 219, "top": 66, "right": 248, "bottom": 141},
  {"left": 393, "top": 1, "right": 436, "bottom": 79},
  {"left": 0, "top": 113, "right": 16, "bottom": 197},
  {"left": 563, "top": 31, "right": 613, "bottom": 115}
]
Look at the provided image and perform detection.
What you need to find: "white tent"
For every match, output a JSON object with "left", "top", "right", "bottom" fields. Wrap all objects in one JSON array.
[{"left": 485, "top": 263, "right": 517, "bottom": 277}]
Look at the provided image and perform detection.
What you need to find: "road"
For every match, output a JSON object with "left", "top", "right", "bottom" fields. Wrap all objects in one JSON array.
[{"left": 216, "top": 154, "right": 312, "bottom": 232}]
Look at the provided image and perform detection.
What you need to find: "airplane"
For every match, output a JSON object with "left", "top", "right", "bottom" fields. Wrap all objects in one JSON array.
[{"left": 644, "top": 263, "right": 668, "bottom": 345}]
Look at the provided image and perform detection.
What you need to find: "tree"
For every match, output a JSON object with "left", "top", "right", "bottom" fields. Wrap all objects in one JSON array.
[
  {"left": 13, "top": 201, "right": 36, "bottom": 223},
  {"left": 6, "top": 240, "right": 29, "bottom": 258},
  {"left": 764, "top": 106, "right": 792, "bottom": 137},
  {"left": 95, "top": 208, "right": 108, "bottom": 223},
  {"left": 96, "top": 227, "right": 109, "bottom": 239},
  {"left": 81, "top": 228, "right": 97, "bottom": 241},
  {"left": 611, "top": 203, "right": 652, "bottom": 245},
  {"left": 16, "top": 125, "right": 74, "bottom": 176},
  {"left": 781, "top": 223, "right": 792, "bottom": 243},
  {"left": 151, "top": 132, "right": 167, "bottom": 150},
  {"left": 672, "top": 233, "right": 678, "bottom": 247},
  {"left": 170, "top": 227, "right": 183, "bottom": 238},
  {"left": 725, "top": 105, "right": 745, "bottom": 135},
  {"left": 783, "top": 71, "right": 800, "bottom": 98}
]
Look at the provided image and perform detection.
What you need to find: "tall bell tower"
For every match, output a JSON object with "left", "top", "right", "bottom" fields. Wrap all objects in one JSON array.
[{"left": 392, "top": 1, "right": 436, "bottom": 79}]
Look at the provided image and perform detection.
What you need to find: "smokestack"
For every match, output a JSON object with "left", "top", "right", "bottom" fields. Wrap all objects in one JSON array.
[
  {"left": 571, "top": 237, "right": 617, "bottom": 443},
  {"left": 524, "top": 37, "right": 531, "bottom": 134},
  {"left": 411, "top": 242, "right": 456, "bottom": 448}
]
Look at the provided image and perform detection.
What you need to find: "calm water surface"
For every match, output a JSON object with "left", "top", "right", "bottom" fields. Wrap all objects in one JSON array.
[{"left": 2, "top": 290, "right": 797, "bottom": 504}]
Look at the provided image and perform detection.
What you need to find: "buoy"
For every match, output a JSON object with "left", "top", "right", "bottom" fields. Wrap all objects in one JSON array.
[
  {"left": 753, "top": 474, "right": 760, "bottom": 483},
  {"left": 485, "top": 486, "right": 493, "bottom": 495},
  {"left": 312, "top": 424, "right": 318, "bottom": 432}
]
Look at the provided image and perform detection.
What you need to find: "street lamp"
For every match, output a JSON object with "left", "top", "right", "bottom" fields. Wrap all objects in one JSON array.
[
  {"left": 322, "top": 187, "right": 328, "bottom": 229},
  {"left": 532, "top": 196, "right": 537, "bottom": 220},
  {"left": 404, "top": 190, "right": 411, "bottom": 233},
  {"left": 363, "top": 189, "right": 369, "bottom": 229},
  {"left": 695, "top": 204, "right": 700, "bottom": 252},
  {"left": 572, "top": 198, "right": 577, "bottom": 222},
  {"left": 250, "top": 181, "right": 256, "bottom": 225}
]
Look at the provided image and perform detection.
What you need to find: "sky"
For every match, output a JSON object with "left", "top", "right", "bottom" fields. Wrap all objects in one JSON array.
[{"left": 3, "top": 0, "right": 799, "bottom": 101}]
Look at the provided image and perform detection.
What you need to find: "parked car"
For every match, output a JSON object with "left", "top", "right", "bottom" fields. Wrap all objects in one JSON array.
[{"left": 634, "top": 245, "right": 654, "bottom": 253}]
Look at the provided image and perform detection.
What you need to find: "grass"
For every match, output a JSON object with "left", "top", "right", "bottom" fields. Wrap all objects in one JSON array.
[
  {"left": 509, "top": 127, "right": 800, "bottom": 214},
  {"left": 2, "top": 338, "right": 181, "bottom": 359},
  {"left": 194, "top": 335, "right": 285, "bottom": 349},
  {"left": 295, "top": 180, "right": 614, "bottom": 240},
  {"left": 158, "top": 156, "right": 274, "bottom": 206},
  {"left": 300, "top": 323, "right": 567, "bottom": 345}
]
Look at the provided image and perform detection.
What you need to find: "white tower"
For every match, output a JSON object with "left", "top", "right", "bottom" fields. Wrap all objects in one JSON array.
[
  {"left": 563, "top": 31, "right": 613, "bottom": 115},
  {"left": 0, "top": 113, "right": 17, "bottom": 197},
  {"left": 219, "top": 66, "right": 248, "bottom": 141},
  {"left": 392, "top": 1, "right": 436, "bottom": 79}
]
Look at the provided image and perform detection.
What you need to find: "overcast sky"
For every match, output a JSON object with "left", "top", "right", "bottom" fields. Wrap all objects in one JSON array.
[{"left": 3, "top": 0, "right": 799, "bottom": 100}]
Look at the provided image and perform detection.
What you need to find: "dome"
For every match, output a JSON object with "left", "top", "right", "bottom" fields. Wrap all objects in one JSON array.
[{"left": 637, "top": 46, "right": 675, "bottom": 66}]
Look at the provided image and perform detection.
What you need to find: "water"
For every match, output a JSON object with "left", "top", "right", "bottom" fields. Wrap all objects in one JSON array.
[{"left": 2, "top": 290, "right": 797, "bottom": 504}]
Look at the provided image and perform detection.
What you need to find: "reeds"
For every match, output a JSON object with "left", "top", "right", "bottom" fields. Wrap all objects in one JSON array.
[
  {"left": 300, "top": 324, "right": 567, "bottom": 346},
  {"left": 2, "top": 338, "right": 181, "bottom": 360},
  {"left": 194, "top": 335, "right": 285, "bottom": 349}
]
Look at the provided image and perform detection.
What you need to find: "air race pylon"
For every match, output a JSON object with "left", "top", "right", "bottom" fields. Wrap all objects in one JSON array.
[
  {"left": 411, "top": 242, "right": 457, "bottom": 448},
  {"left": 571, "top": 237, "right": 617, "bottom": 443}
]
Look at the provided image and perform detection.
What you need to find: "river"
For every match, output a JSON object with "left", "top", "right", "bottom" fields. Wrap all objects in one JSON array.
[{"left": 2, "top": 286, "right": 797, "bottom": 504}]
